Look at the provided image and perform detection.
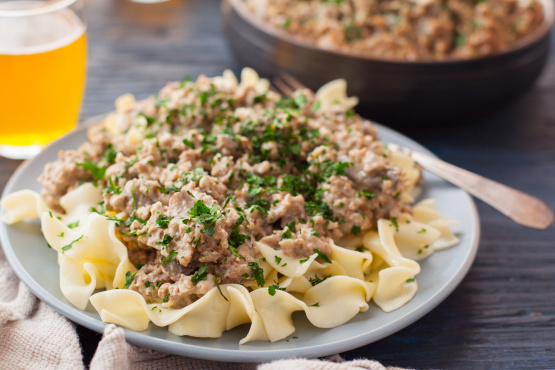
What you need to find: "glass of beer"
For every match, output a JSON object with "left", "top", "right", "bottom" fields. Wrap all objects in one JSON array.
[{"left": 0, "top": 0, "right": 86, "bottom": 159}]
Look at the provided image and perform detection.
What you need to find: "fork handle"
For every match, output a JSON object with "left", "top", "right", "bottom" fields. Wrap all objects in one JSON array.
[{"left": 411, "top": 151, "right": 553, "bottom": 230}]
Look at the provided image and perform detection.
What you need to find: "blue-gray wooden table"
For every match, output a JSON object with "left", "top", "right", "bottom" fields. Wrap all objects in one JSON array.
[{"left": 1, "top": 1, "right": 553, "bottom": 368}]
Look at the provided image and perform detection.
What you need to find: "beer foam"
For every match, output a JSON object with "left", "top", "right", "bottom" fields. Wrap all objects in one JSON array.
[{"left": 0, "top": 3, "right": 85, "bottom": 55}]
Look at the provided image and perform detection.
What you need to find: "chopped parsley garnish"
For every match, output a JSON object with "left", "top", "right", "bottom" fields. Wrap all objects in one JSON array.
[
  {"left": 182, "top": 138, "right": 195, "bottom": 149},
  {"left": 417, "top": 228, "right": 427, "bottom": 234},
  {"left": 57, "top": 232, "right": 64, "bottom": 238},
  {"left": 228, "top": 216, "right": 249, "bottom": 259},
  {"left": 76, "top": 160, "right": 106, "bottom": 180},
  {"left": 213, "top": 276, "right": 229, "bottom": 301},
  {"left": 283, "top": 17, "right": 292, "bottom": 29},
  {"left": 406, "top": 278, "right": 415, "bottom": 283},
  {"left": 222, "top": 194, "right": 234, "bottom": 209},
  {"left": 318, "top": 160, "right": 353, "bottom": 178},
  {"left": 155, "top": 97, "right": 170, "bottom": 108},
  {"left": 131, "top": 181, "right": 138, "bottom": 210},
  {"left": 104, "top": 145, "right": 117, "bottom": 164},
  {"left": 274, "top": 255, "right": 282, "bottom": 264},
  {"left": 344, "top": 24, "right": 362, "bottom": 42},
  {"left": 254, "top": 93, "right": 267, "bottom": 104},
  {"left": 123, "top": 270, "right": 138, "bottom": 289},
  {"left": 305, "top": 199, "right": 334, "bottom": 219},
  {"left": 310, "top": 302, "right": 320, "bottom": 307},
  {"left": 455, "top": 33, "right": 466, "bottom": 47},
  {"left": 191, "top": 264, "right": 208, "bottom": 285},
  {"left": 351, "top": 225, "right": 362, "bottom": 235},
  {"left": 61, "top": 235, "right": 83, "bottom": 253},
  {"left": 155, "top": 214, "right": 173, "bottom": 229},
  {"left": 285, "top": 220, "right": 296, "bottom": 231},
  {"left": 313, "top": 248, "right": 332, "bottom": 264},
  {"left": 359, "top": 189, "right": 375, "bottom": 199},
  {"left": 103, "top": 176, "right": 122, "bottom": 195},
  {"left": 248, "top": 260, "right": 265, "bottom": 287},
  {"left": 180, "top": 75, "right": 191, "bottom": 88},
  {"left": 245, "top": 197, "right": 270, "bottom": 216},
  {"left": 138, "top": 112, "right": 158, "bottom": 126},
  {"left": 311, "top": 100, "right": 321, "bottom": 112},
  {"left": 160, "top": 249, "right": 178, "bottom": 265},
  {"left": 165, "top": 184, "right": 182, "bottom": 193},
  {"left": 294, "top": 92, "right": 307, "bottom": 109},
  {"left": 299, "top": 256, "right": 311, "bottom": 264},
  {"left": 67, "top": 220, "right": 79, "bottom": 229},
  {"left": 390, "top": 217, "right": 399, "bottom": 232},
  {"left": 155, "top": 234, "right": 174, "bottom": 247},
  {"left": 124, "top": 212, "right": 146, "bottom": 228},
  {"left": 163, "top": 293, "right": 170, "bottom": 303},
  {"left": 268, "top": 284, "right": 285, "bottom": 296},
  {"left": 281, "top": 229, "right": 293, "bottom": 240},
  {"left": 188, "top": 199, "right": 224, "bottom": 237},
  {"left": 308, "top": 274, "right": 331, "bottom": 286}
]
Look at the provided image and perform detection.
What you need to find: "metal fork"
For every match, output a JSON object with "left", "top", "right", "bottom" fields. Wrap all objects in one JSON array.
[{"left": 272, "top": 73, "right": 553, "bottom": 230}]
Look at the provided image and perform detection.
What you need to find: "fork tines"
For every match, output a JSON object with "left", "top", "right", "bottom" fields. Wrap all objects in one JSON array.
[{"left": 272, "top": 72, "right": 311, "bottom": 96}]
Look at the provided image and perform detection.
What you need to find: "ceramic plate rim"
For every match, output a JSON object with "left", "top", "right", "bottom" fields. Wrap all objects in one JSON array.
[{"left": 0, "top": 122, "right": 480, "bottom": 363}]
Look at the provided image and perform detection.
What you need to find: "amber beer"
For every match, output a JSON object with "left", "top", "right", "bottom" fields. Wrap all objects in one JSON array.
[{"left": 0, "top": 1, "right": 86, "bottom": 159}]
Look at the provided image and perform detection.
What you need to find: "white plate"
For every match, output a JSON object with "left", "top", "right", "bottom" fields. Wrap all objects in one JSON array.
[{"left": 0, "top": 123, "right": 480, "bottom": 363}]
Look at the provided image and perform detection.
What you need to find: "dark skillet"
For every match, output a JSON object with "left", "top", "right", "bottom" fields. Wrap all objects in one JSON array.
[{"left": 222, "top": 0, "right": 554, "bottom": 126}]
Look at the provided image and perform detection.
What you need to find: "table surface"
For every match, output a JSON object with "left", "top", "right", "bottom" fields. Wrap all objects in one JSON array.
[{"left": 1, "top": 0, "right": 554, "bottom": 368}]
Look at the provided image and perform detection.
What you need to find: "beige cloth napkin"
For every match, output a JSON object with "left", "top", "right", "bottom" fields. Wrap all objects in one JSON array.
[{"left": 0, "top": 247, "right": 405, "bottom": 370}]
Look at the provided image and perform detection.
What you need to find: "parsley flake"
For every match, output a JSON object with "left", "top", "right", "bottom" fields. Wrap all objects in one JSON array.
[
  {"left": 248, "top": 260, "right": 265, "bottom": 287},
  {"left": 76, "top": 160, "right": 106, "bottom": 180},
  {"left": 61, "top": 235, "right": 83, "bottom": 253},
  {"left": 390, "top": 217, "right": 399, "bottom": 232},
  {"left": 351, "top": 225, "right": 361, "bottom": 235},
  {"left": 191, "top": 264, "right": 208, "bottom": 285},
  {"left": 123, "top": 270, "right": 138, "bottom": 289},
  {"left": 155, "top": 214, "right": 173, "bottom": 229},
  {"left": 268, "top": 284, "right": 285, "bottom": 296},
  {"left": 160, "top": 249, "right": 178, "bottom": 265},
  {"left": 313, "top": 248, "right": 332, "bottom": 264}
]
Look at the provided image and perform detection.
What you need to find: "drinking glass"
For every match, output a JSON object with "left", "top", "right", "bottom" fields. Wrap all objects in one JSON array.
[{"left": 0, "top": 0, "right": 87, "bottom": 159}]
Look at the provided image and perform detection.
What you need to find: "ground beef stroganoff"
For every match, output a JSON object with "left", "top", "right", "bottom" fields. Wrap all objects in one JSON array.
[
  {"left": 38, "top": 70, "right": 414, "bottom": 310},
  {"left": 243, "top": 0, "right": 544, "bottom": 60},
  {"left": 2, "top": 69, "right": 462, "bottom": 341}
]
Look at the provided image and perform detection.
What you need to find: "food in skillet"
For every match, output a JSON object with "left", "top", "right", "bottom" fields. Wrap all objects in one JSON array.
[{"left": 243, "top": 0, "right": 544, "bottom": 60}]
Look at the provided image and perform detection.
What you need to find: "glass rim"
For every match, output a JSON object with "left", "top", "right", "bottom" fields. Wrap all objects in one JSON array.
[{"left": 0, "top": 0, "right": 79, "bottom": 17}]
